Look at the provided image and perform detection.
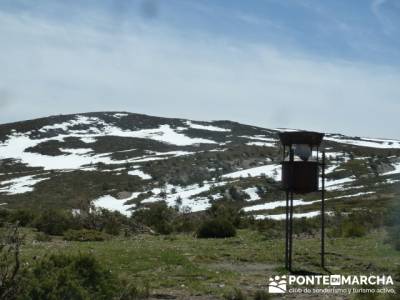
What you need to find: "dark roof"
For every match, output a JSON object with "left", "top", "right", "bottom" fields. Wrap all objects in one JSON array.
[{"left": 278, "top": 131, "right": 324, "bottom": 146}]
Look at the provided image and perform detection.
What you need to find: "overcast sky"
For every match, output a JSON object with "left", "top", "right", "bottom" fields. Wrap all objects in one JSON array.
[{"left": 0, "top": 0, "right": 399, "bottom": 139}]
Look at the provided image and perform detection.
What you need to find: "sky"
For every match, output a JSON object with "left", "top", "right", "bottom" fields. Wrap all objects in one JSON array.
[{"left": 0, "top": 0, "right": 399, "bottom": 139}]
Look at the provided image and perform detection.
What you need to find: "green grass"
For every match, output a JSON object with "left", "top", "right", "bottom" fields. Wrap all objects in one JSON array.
[{"left": 18, "top": 228, "right": 400, "bottom": 298}]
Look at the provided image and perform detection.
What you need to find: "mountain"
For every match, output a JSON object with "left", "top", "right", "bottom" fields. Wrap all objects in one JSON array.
[{"left": 0, "top": 112, "right": 399, "bottom": 219}]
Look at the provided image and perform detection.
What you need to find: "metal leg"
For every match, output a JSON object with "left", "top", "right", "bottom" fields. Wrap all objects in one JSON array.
[
  {"left": 321, "top": 151, "right": 326, "bottom": 268},
  {"left": 289, "top": 191, "right": 294, "bottom": 272},
  {"left": 285, "top": 191, "right": 289, "bottom": 270}
]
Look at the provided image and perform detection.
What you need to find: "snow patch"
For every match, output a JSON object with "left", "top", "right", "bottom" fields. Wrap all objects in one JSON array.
[
  {"left": 80, "top": 137, "right": 97, "bottom": 143},
  {"left": 222, "top": 164, "right": 281, "bottom": 180},
  {"left": 327, "top": 191, "right": 375, "bottom": 200},
  {"left": 60, "top": 148, "right": 92, "bottom": 155},
  {"left": 382, "top": 162, "right": 400, "bottom": 176},
  {"left": 255, "top": 211, "right": 322, "bottom": 220},
  {"left": 0, "top": 175, "right": 49, "bottom": 195},
  {"left": 243, "top": 187, "right": 260, "bottom": 202},
  {"left": 325, "top": 135, "right": 400, "bottom": 149},
  {"left": 243, "top": 199, "right": 319, "bottom": 212},
  {"left": 92, "top": 195, "right": 136, "bottom": 216},
  {"left": 240, "top": 135, "right": 277, "bottom": 142},
  {"left": 246, "top": 141, "right": 276, "bottom": 147},
  {"left": 140, "top": 182, "right": 224, "bottom": 212},
  {"left": 128, "top": 169, "right": 152, "bottom": 180},
  {"left": 105, "top": 124, "right": 216, "bottom": 146},
  {"left": 113, "top": 113, "right": 129, "bottom": 118},
  {"left": 324, "top": 176, "right": 356, "bottom": 191},
  {"left": 185, "top": 121, "right": 230, "bottom": 132}
]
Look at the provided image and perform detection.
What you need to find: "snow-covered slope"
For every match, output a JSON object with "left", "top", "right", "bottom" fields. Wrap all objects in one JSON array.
[{"left": 0, "top": 112, "right": 399, "bottom": 218}]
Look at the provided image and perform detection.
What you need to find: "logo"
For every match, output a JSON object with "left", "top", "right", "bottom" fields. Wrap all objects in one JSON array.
[
  {"left": 267, "top": 274, "right": 394, "bottom": 295},
  {"left": 268, "top": 275, "right": 287, "bottom": 293},
  {"left": 330, "top": 275, "right": 341, "bottom": 286}
]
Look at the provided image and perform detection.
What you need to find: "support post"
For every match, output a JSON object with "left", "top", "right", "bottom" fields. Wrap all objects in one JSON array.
[
  {"left": 289, "top": 191, "right": 294, "bottom": 272},
  {"left": 321, "top": 151, "right": 326, "bottom": 268},
  {"left": 285, "top": 190, "right": 289, "bottom": 270},
  {"left": 288, "top": 147, "right": 294, "bottom": 272}
]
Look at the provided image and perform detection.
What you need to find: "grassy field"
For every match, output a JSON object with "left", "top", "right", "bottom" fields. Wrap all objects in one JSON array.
[{"left": 18, "top": 228, "right": 400, "bottom": 299}]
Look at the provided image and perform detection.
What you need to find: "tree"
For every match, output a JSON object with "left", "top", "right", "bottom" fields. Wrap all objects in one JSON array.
[
  {"left": 34, "top": 209, "right": 75, "bottom": 235},
  {"left": 174, "top": 196, "right": 183, "bottom": 211}
]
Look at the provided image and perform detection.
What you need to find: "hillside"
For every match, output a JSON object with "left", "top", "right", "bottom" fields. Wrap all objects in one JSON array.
[{"left": 0, "top": 111, "right": 399, "bottom": 219}]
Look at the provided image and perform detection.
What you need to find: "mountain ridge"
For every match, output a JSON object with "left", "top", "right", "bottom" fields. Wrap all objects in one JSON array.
[
  {"left": 0, "top": 111, "right": 399, "bottom": 219},
  {"left": 3, "top": 111, "right": 399, "bottom": 141}
]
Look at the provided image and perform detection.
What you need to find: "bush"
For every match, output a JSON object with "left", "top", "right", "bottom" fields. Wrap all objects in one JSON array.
[
  {"left": 328, "top": 212, "right": 370, "bottom": 238},
  {"left": 342, "top": 222, "right": 366, "bottom": 238},
  {"left": 100, "top": 210, "right": 125, "bottom": 235},
  {"left": 18, "top": 254, "right": 118, "bottom": 299},
  {"left": 0, "top": 224, "right": 23, "bottom": 299},
  {"left": 63, "top": 229, "right": 110, "bottom": 242},
  {"left": 293, "top": 217, "right": 320, "bottom": 235},
  {"left": 18, "top": 253, "right": 148, "bottom": 300},
  {"left": 132, "top": 202, "right": 175, "bottom": 235},
  {"left": 197, "top": 218, "right": 236, "bottom": 238},
  {"left": 76, "top": 207, "right": 130, "bottom": 235},
  {"left": 394, "top": 240, "right": 400, "bottom": 251},
  {"left": 224, "top": 288, "right": 246, "bottom": 300},
  {"left": 9, "top": 209, "right": 36, "bottom": 227},
  {"left": 254, "top": 291, "right": 271, "bottom": 300},
  {"left": 171, "top": 213, "right": 200, "bottom": 233},
  {"left": 206, "top": 202, "right": 244, "bottom": 228},
  {"left": 34, "top": 232, "right": 52, "bottom": 242},
  {"left": 34, "top": 209, "right": 75, "bottom": 235},
  {"left": 117, "top": 278, "right": 150, "bottom": 300},
  {"left": 387, "top": 226, "right": 400, "bottom": 251},
  {"left": 386, "top": 200, "right": 400, "bottom": 251},
  {"left": 0, "top": 209, "right": 11, "bottom": 227}
]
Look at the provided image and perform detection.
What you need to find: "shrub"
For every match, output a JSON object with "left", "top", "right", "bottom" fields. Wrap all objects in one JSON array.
[
  {"left": 342, "top": 222, "right": 366, "bottom": 238},
  {"left": 0, "top": 209, "right": 11, "bottom": 227},
  {"left": 394, "top": 240, "right": 400, "bottom": 251},
  {"left": 293, "top": 217, "right": 320, "bottom": 235},
  {"left": 117, "top": 278, "right": 150, "bottom": 300},
  {"left": 197, "top": 218, "right": 236, "bottom": 238},
  {"left": 63, "top": 229, "right": 110, "bottom": 242},
  {"left": 34, "top": 209, "right": 75, "bottom": 235},
  {"left": 387, "top": 226, "right": 400, "bottom": 251},
  {"left": 171, "top": 213, "right": 200, "bottom": 233},
  {"left": 9, "top": 209, "right": 36, "bottom": 227},
  {"left": 132, "top": 202, "right": 175, "bottom": 235},
  {"left": 224, "top": 288, "right": 246, "bottom": 300},
  {"left": 0, "top": 224, "right": 23, "bottom": 300},
  {"left": 386, "top": 200, "right": 400, "bottom": 227},
  {"left": 18, "top": 254, "right": 118, "bottom": 300},
  {"left": 34, "top": 232, "right": 52, "bottom": 242},
  {"left": 206, "top": 202, "right": 244, "bottom": 228},
  {"left": 386, "top": 200, "right": 400, "bottom": 251},
  {"left": 252, "top": 219, "right": 283, "bottom": 239},
  {"left": 328, "top": 212, "right": 371, "bottom": 238},
  {"left": 100, "top": 210, "right": 125, "bottom": 235},
  {"left": 76, "top": 207, "right": 130, "bottom": 235},
  {"left": 254, "top": 291, "right": 271, "bottom": 300}
]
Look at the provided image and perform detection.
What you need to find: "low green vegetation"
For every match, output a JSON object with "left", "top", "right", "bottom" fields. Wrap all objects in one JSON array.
[
  {"left": 63, "top": 229, "right": 110, "bottom": 242},
  {"left": 18, "top": 253, "right": 149, "bottom": 300},
  {"left": 197, "top": 218, "right": 236, "bottom": 238},
  {"left": 12, "top": 228, "right": 400, "bottom": 299},
  {"left": 0, "top": 196, "right": 399, "bottom": 299}
]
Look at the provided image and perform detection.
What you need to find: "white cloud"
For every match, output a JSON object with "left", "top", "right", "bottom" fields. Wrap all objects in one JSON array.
[{"left": 0, "top": 10, "right": 399, "bottom": 139}]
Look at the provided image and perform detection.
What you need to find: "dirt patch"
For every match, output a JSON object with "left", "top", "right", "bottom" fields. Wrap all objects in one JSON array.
[{"left": 205, "top": 261, "right": 278, "bottom": 275}]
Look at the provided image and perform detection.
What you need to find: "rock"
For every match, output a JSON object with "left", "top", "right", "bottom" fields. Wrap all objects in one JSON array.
[
  {"left": 376, "top": 163, "right": 395, "bottom": 174},
  {"left": 116, "top": 191, "right": 132, "bottom": 199}
]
